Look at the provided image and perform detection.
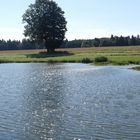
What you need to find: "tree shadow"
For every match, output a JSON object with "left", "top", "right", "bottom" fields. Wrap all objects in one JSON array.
[{"left": 26, "top": 51, "right": 74, "bottom": 58}]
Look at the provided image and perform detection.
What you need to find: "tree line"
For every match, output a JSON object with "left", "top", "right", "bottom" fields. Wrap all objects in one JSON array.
[
  {"left": 64, "top": 35, "right": 140, "bottom": 48},
  {"left": 0, "top": 35, "right": 140, "bottom": 50},
  {"left": 0, "top": 39, "right": 44, "bottom": 51}
]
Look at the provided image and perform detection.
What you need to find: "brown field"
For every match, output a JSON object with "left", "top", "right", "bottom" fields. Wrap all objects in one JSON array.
[{"left": 1, "top": 46, "right": 140, "bottom": 53}]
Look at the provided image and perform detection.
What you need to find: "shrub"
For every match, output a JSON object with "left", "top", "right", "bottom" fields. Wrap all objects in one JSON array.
[
  {"left": 47, "top": 59, "right": 56, "bottom": 63},
  {"left": 95, "top": 56, "right": 108, "bottom": 63},
  {"left": 81, "top": 57, "right": 93, "bottom": 63}
]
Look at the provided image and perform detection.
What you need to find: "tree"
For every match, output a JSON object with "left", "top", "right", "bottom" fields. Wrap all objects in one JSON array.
[
  {"left": 93, "top": 38, "right": 100, "bottom": 47},
  {"left": 22, "top": 0, "right": 67, "bottom": 53}
]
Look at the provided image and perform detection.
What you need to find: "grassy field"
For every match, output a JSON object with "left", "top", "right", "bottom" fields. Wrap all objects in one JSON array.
[{"left": 1, "top": 46, "right": 140, "bottom": 66}]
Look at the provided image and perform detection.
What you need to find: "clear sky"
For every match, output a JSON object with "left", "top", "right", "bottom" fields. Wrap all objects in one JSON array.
[{"left": 0, "top": 0, "right": 140, "bottom": 40}]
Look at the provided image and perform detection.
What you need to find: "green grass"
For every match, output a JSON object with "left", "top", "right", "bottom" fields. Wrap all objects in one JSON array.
[
  {"left": 1, "top": 46, "right": 140, "bottom": 65},
  {"left": 131, "top": 66, "right": 140, "bottom": 71}
]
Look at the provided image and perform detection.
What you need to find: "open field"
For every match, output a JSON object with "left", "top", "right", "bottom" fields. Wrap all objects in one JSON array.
[{"left": 1, "top": 46, "right": 140, "bottom": 65}]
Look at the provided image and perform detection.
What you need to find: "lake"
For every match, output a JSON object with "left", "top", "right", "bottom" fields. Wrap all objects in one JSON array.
[{"left": 0, "top": 63, "right": 140, "bottom": 140}]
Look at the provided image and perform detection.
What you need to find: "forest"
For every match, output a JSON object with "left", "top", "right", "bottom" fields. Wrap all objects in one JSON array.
[{"left": 0, "top": 35, "right": 140, "bottom": 50}]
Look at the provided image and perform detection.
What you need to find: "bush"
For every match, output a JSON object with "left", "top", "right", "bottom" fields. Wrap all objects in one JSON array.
[
  {"left": 81, "top": 57, "right": 93, "bottom": 63},
  {"left": 95, "top": 56, "right": 108, "bottom": 62},
  {"left": 47, "top": 59, "right": 56, "bottom": 63}
]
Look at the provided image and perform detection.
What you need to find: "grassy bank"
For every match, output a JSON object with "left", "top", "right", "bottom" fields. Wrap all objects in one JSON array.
[
  {"left": 131, "top": 66, "right": 140, "bottom": 71},
  {"left": 1, "top": 46, "right": 140, "bottom": 65}
]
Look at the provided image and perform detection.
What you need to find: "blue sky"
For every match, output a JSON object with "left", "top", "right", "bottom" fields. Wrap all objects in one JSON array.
[{"left": 0, "top": 0, "right": 140, "bottom": 40}]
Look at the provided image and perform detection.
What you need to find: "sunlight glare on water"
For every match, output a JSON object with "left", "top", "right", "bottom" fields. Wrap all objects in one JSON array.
[{"left": 0, "top": 63, "right": 140, "bottom": 140}]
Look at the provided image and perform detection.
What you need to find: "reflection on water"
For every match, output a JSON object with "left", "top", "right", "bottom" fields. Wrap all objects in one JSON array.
[{"left": 0, "top": 63, "right": 140, "bottom": 140}]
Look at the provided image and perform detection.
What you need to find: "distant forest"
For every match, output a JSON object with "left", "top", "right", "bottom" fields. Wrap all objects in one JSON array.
[{"left": 0, "top": 35, "right": 140, "bottom": 50}]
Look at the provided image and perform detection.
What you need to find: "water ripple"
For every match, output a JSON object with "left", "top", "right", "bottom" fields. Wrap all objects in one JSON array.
[{"left": 0, "top": 63, "right": 140, "bottom": 139}]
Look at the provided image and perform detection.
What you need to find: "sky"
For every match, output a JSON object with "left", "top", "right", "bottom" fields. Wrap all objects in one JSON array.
[{"left": 0, "top": 0, "right": 140, "bottom": 40}]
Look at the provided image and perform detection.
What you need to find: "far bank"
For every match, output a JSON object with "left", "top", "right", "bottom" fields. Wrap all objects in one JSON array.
[{"left": 0, "top": 46, "right": 140, "bottom": 66}]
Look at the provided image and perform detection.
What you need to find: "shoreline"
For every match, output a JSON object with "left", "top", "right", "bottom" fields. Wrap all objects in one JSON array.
[
  {"left": 0, "top": 46, "right": 140, "bottom": 70},
  {"left": 0, "top": 60, "right": 140, "bottom": 71}
]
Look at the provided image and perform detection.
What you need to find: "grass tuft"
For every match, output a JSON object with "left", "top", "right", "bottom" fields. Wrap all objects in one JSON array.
[{"left": 131, "top": 66, "right": 140, "bottom": 71}]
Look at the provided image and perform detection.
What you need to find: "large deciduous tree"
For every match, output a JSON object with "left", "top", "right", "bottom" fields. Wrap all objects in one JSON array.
[{"left": 22, "top": 0, "right": 67, "bottom": 53}]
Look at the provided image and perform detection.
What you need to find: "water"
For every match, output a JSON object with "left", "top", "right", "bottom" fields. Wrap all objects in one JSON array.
[{"left": 0, "top": 63, "right": 140, "bottom": 140}]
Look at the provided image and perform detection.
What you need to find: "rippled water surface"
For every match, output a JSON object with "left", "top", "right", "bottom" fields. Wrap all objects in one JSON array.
[{"left": 0, "top": 63, "right": 140, "bottom": 140}]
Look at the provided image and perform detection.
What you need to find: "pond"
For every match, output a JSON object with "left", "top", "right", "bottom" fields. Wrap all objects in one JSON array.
[{"left": 0, "top": 63, "right": 140, "bottom": 140}]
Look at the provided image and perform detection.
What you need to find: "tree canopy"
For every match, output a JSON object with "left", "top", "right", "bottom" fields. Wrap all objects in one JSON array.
[{"left": 22, "top": 0, "right": 67, "bottom": 53}]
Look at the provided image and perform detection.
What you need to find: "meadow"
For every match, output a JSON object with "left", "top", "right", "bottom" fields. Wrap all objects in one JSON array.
[{"left": 1, "top": 46, "right": 140, "bottom": 67}]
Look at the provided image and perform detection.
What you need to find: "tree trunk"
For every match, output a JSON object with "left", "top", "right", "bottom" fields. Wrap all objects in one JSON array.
[
  {"left": 47, "top": 47, "right": 55, "bottom": 53},
  {"left": 45, "top": 41, "right": 55, "bottom": 53}
]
